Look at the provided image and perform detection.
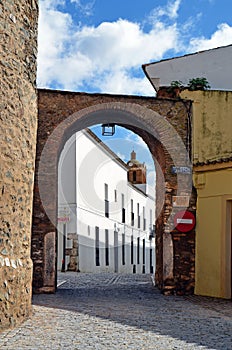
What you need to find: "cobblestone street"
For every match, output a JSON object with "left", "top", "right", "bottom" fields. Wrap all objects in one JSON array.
[{"left": 0, "top": 272, "right": 231, "bottom": 349}]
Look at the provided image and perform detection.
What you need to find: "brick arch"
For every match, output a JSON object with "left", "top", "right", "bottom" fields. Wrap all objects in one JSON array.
[{"left": 32, "top": 89, "right": 195, "bottom": 295}]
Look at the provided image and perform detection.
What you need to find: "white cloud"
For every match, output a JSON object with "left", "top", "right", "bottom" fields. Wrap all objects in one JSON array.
[
  {"left": 150, "top": 0, "right": 182, "bottom": 20},
  {"left": 75, "top": 20, "right": 178, "bottom": 70},
  {"left": 124, "top": 133, "right": 148, "bottom": 151},
  {"left": 37, "top": 1, "right": 73, "bottom": 86},
  {"left": 189, "top": 23, "right": 232, "bottom": 52},
  {"left": 42, "top": 0, "right": 66, "bottom": 10},
  {"left": 93, "top": 70, "right": 155, "bottom": 96},
  {"left": 147, "top": 170, "right": 156, "bottom": 187},
  {"left": 116, "top": 152, "right": 127, "bottom": 162},
  {"left": 70, "top": 0, "right": 95, "bottom": 16},
  {"left": 169, "top": 0, "right": 182, "bottom": 19}
]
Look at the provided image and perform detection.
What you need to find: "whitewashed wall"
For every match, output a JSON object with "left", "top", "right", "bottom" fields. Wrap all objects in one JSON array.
[
  {"left": 58, "top": 130, "right": 156, "bottom": 274},
  {"left": 143, "top": 45, "right": 232, "bottom": 91},
  {"left": 58, "top": 134, "right": 77, "bottom": 270}
]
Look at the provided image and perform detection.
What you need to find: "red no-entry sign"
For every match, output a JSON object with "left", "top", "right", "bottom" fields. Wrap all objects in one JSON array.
[{"left": 174, "top": 210, "right": 195, "bottom": 233}]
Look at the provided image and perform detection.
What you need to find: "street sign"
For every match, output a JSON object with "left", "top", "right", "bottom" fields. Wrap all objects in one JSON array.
[
  {"left": 171, "top": 166, "right": 191, "bottom": 174},
  {"left": 174, "top": 210, "right": 195, "bottom": 232},
  {"left": 58, "top": 216, "right": 70, "bottom": 222},
  {"left": 173, "top": 196, "right": 190, "bottom": 207},
  {"left": 58, "top": 208, "right": 70, "bottom": 223}
]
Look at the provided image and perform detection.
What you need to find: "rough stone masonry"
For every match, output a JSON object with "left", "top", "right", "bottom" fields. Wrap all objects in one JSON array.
[{"left": 0, "top": 0, "right": 38, "bottom": 330}]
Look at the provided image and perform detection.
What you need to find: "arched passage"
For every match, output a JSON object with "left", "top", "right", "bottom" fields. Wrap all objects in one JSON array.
[
  {"left": 32, "top": 90, "right": 196, "bottom": 295},
  {"left": 57, "top": 126, "right": 157, "bottom": 275}
]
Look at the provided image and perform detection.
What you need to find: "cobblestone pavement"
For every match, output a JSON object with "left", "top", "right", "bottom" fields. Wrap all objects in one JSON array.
[{"left": 0, "top": 272, "right": 231, "bottom": 350}]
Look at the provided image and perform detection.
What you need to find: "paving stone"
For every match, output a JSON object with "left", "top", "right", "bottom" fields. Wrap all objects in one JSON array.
[{"left": 0, "top": 272, "right": 231, "bottom": 349}]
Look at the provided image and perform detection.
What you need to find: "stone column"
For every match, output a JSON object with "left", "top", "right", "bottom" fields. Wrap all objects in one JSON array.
[{"left": 0, "top": 0, "right": 38, "bottom": 330}]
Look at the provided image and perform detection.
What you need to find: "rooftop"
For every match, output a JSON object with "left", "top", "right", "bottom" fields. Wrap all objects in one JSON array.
[{"left": 142, "top": 44, "right": 232, "bottom": 92}]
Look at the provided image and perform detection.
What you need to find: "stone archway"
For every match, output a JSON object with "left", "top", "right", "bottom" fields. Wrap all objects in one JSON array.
[{"left": 32, "top": 89, "right": 196, "bottom": 295}]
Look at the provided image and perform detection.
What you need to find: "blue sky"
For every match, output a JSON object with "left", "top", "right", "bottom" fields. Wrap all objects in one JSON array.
[
  {"left": 37, "top": 0, "right": 232, "bottom": 189},
  {"left": 37, "top": 0, "right": 232, "bottom": 95}
]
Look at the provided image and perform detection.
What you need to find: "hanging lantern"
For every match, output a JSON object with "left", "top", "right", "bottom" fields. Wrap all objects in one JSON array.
[{"left": 101, "top": 123, "right": 115, "bottom": 136}]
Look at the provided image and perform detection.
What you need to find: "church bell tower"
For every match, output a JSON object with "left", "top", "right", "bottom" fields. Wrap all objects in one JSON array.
[{"left": 127, "top": 150, "right": 147, "bottom": 185}]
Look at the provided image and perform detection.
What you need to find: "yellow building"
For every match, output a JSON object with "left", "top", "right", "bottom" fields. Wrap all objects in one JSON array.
[{"left": 180, "top": 90, "right": 232, "bottom": 299}]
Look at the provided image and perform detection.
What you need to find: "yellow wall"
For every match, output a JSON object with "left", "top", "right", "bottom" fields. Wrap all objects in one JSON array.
[
  {"left": 181, "top": 90, "right": 232, "bottom": 165},
  {"left": 194, "top": 167, "right": 232, "bottom": 298},
  {"left": 180, "top": 90, "right": 232, "bottom": 299}
]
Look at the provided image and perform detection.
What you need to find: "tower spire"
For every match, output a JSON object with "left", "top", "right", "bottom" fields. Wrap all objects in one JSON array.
[{"left": 131, "top": 150, "right": 136, "bottom": 160}]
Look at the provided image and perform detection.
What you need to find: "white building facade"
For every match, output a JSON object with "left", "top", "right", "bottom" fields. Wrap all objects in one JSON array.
[
  {"left": 143, "top": 44, "right": 232, "bottom": 92},
  {"left": 58, "top": 129, "right": 155, "bottom": 274}
]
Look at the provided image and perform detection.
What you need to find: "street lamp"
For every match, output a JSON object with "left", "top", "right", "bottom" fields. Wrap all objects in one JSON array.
[{"left": 101, "top": 123, "right": 115, "bottom": 136}]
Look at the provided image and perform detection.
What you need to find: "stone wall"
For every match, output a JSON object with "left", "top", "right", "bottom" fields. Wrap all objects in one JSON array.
[
  {"left": 33, "top": 89, "right": 196, "bottom": 295},
  {"left": 66, "top": 233, "right": 78, "bottom": 271},
  {"left": 0, "top": 0, "right": 38, "bottom": 330}
]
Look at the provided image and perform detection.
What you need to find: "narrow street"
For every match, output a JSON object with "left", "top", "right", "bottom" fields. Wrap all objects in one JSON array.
[{"left": 1, "top": 273, "right": 231, "bottom": 350}]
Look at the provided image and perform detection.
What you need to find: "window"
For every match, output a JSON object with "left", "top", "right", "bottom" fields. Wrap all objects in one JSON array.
[
  {"left": 105, "top": 201, "right": 109, "bottom": 218},
  {"left": 95, "top": 227, "right": 100, "bottom": 266},
  {"left": 137, "top": 203, "right": 140, "bottom": 228},
  {"left": 137, "top": 237, "right": 140, "bottom": 264},
  {"left": 105, "top": 183, "right": 109, "bottom": 218},
  {"left": 143, "top": 218, "right": 146, "bottom": 230},
  {"left": 131, "top": 199, "right": 134, "bottom": 226},
  {"left": 121, "top": 193, "right": 125, "bottom": 207},
  {"left": 105, "top": 229, "right": 109, "bottom": 266},
  {"left": 122, "top": 208, "right": 126, "bottom": 223},
  {"left": 121, "top": 194, "right": 126, "bottom": 223},
  {"left": 133, "top": 171, "right": 136, "bottom": 182},
  {"left": 131, "top": 212, "right": 135, "bottom": 226},
  {"left": 143, "top": 239, "right": 145, "bottom": 265},
  {"left": 114, "top": 189, "right": 117, "bottom": 202},
  {"left": 122, "top": 233, "right": 125, "bottom": 265},
  {"left": 143, "top": 206, "right": 146, "bottom": 230},
  {"left": 143, "top": 218, "right": 146, "bottom": 231},
  {"left": 105, "top": 183, "right": 108, "bottom": 199},
  {"left": 131, "top": 235, "right": 134, "bottom": 264}
]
